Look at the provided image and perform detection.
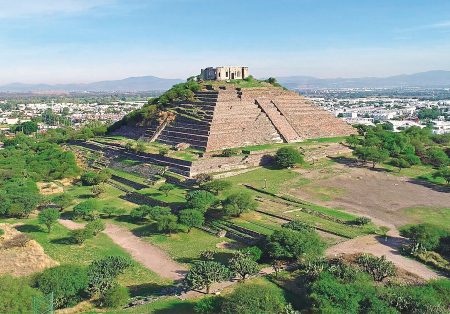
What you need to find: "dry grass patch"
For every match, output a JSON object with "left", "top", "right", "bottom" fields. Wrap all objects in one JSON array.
[
  {"left": 0, "top": 224, "right": 58, "bottom": 276},
  {"left": 37, "top": 181, "right": 64, "bottom": 195}
]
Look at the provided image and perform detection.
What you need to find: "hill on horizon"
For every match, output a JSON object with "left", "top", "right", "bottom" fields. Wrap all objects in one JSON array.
[
  {"left": 276, "top": 70, "right": 450, "bottom": 89},
  {"left": 0, "top": 76, "right": 183, "bottom": 93},
  {"left": 1, "top": 70, "right": 450, "bottom": 93}
]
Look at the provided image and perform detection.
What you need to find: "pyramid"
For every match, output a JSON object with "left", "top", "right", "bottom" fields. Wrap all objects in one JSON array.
[{"left": 143, "top": 85, "right": 354, "bottom": 151}]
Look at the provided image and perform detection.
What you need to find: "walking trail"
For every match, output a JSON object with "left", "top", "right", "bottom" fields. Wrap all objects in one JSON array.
[
  {"left": 58, "top": 219, "right": 187, "bottom": 281},
  {"left": 326, "top": 234, "right": 443, "bottom": 280}
]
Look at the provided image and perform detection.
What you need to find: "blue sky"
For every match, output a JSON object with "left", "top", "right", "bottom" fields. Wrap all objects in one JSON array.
[{"left": 1, "top": 0, "right": 450, "bottom": 84}]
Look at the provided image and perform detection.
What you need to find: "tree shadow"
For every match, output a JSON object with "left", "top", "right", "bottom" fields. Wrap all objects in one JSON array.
[
  {"left": 50, "top": 237, "right": 74, "bottom": 245},
  {"left": 127, "top": 283, "right": 174, "bottom": 297},
  {"left": 78, "top": 194, "right": 93, "bottom": 199},
  {"left": 152, "top": 302, "right": 195, "bottom": 314},
  {"left": 15, "top": 224, "right": 43, "bottom": 233},
  {"left": 60, "top": 211, "right": 76, "bottom": 220},
  {"left": 131, "top": 223, "right": 160, "bottom": 237},
  {"left": 406, "top": 178, "right": 450, "bottom": 193}
]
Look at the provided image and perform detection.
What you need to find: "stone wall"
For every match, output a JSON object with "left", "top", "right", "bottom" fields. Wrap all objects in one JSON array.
[{"left": 189, "top": 152, "right": 274, "bottom": 177}]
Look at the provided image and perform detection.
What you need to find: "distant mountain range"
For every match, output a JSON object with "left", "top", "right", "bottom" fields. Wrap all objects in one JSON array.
[
  {"left": 0, "top": 76, "right": 183, "bottom": 93},
  {"left": 1, "top": 70, "right": 449, "bottom": 93},
  {"left": 276, "top": 70, "right": 450, "bottom": 90}
]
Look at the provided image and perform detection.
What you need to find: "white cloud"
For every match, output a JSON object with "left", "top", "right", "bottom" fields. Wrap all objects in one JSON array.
[
  {"left": 397, "top": 20, "right": 450, "bottom": 33},
  {"left": 0, "top": 0, "right": 114, "bottom": 19}
]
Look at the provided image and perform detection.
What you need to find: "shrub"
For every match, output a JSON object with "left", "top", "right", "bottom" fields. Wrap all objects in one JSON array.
[
  {"left": 274, "top": 147, "right": 304, "bottom": 168},
  {"left": 87, "top": 256, "right": 132, "bottom": 297},
  {"left": 101, "top": 285, "right": 130, "bottom": 308},
  {"left": 35, "top": 265, "right": 89, "bottom": 309},
  {"left": 356, "top": 254, "right": 396, "bottom": 282},
  {"left": 71, "top": 228, "right": 93, "bottom": 244},
  {"left": 101, "top": 206, "right": 126, "bottom": 218},
  {"left": 193, "top": 173, "right": 213, "bottom": 184},
  {"left": 85, "top": 219, "right": 106, "bottom": 236},
  {"left": 200, "top": 250, "right": 216, "bottom": 261},
  {"left": 201, "top": 180, "right": 232, "bottom": 195},
  {"left": 221, "top": 148, "right": 239, "bottom": 157},
  {"left": 352, "top": 216, "right": 372, "bottom": 226},
  {"left": 425, "top": 147, "right": 449, "bottom": 168},
  {"left": 158, "top": 183, "right": 175, "bottom": 196},
  {"left": 51, "top": 193, "right": 74, "bottom": 209},
  {"left": 80, "top": 171, "right": 99, "bottom": 186},
  {"left": 282, "top": 220, "right": 313, "bottom": 232},
  {"left": 220, "top": 282, "right": 287, "bottom": 314},
  {"left": 183, "top": 261, "right": 230, "bottom": 294},
  {"left": 158, "top": 147, "right": 169, "bottom": 156},
  {"left": 0, "top": 275, "right": 43, "bottom": 314}
]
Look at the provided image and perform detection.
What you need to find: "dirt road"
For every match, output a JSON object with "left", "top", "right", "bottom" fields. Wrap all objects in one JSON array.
[{"left": 58, "top": 219, "right": 187, "bottom": 281}]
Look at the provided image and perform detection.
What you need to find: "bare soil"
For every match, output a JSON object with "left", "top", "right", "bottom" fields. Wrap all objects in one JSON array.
[
  {"left": 291, "top": 163, "right": 450, "bottom": 229},
  {"left": 0, "top": 224, "right": 58, "bottom": 276}
]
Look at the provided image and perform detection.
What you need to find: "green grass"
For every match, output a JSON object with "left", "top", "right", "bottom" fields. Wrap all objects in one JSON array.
[
  {"left": 144, "top": 227, "right": 236, "bottom": 264},
  {"left": 66, "top": 184, "right": 137, "bottom": 211},
  {"left": 11, "top": 218, "right": 169, "bottom": 296},
  {"left": 226, "top": 167, "right": 299, "bottom": 195},
  {"left": 402, "top": 207, "right": 450, "bottom": 232}
]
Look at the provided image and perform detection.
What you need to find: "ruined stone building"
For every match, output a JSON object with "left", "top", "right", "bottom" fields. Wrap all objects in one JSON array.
[{"left": 200, "top": 66, "right": 249, "bottom": 81}]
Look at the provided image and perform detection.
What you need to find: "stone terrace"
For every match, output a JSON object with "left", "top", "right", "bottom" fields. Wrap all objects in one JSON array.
[{"left": 146, "top": 86, "right": 353, "bottom": 151}]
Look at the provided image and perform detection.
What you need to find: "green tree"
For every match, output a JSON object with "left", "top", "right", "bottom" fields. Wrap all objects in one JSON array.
[
  {"left": 16, "top": 121, "right": 39, "bottom": 135},
  {"left": 0, "top": 178, "right": 40, "bottom": 218},
  {"left": 274, "top": 147, "right": 304, "bottom": 168},
  {"left": 159, "top": 183, "right": 175, "bottom": 196},
  {"left": 266, "top": 228, "right": 325, "bottom": 263},
  {"left": 228, "top": 252, "right": 260, "bottom": 280},
  {"left": 183, "top": 261, "right": 230, "bottom": 294},
  {"left": 354, "top": 146, "right": 389, "bottom": 168},
  {"left": 222, "top": 192, "right": 257, "bottom": 217},
  {"left": 186, "top": 190, "right": 216, "bottom": 213},
  {"left": 178, "top": 209, "right": 205, "bottom": 232},
  {"left": 0, "top": 275, "right": 43, "bottom": 314},
  {"left": 80, "top": 171, "right": 99, "bottom": 186},
  {"left": 73, "top": 199, "right": 99, "bottom": 220},
  {"left": 220, "top": 282, "right": 287, "bottom": 314},
  {"left": 38, "top": 208, "right": 61, "bottom": 232},
  {"left": 156, "top": 214, "right": 179, "bottom": 234},
  {"left": 35, "top": 265, "right": 89, "bottom": 309},
  {"left": 400, "top": 224, "right": 446, "bottom": 253},
  {"left": 201, "top": 180, "right": 232, "bottom": 195}
]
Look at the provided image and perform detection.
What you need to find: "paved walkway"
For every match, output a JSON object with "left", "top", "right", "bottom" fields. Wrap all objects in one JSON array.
[
  {"left": 326, "top": 234, "right": 442, "bottom": 280},
  {"left": 58, "top": 219, "right": 187, "bottom": 281}
]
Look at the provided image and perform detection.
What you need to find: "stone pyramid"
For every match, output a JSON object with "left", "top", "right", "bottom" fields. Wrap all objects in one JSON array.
[{"left": 144, "top": 86, "right": 354, "bottom": 151}]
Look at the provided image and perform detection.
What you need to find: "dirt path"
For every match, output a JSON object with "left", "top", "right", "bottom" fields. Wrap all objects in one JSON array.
[
  {"left": 326, "top": 235, "right": 442, "bottom": 280},
  {"left": 58, "top": 219, "right": 187, "bottom": 281}
]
